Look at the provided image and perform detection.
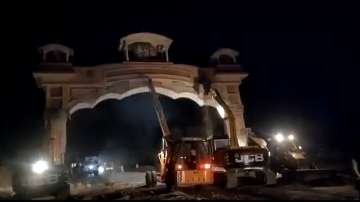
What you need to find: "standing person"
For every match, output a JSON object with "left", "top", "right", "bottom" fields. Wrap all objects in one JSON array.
[
  {"left": 352, "top": 158, "right": 360, "bottom": 199},
  {"left": 188, "top": 144, "right": 198, "bottom": 170}
]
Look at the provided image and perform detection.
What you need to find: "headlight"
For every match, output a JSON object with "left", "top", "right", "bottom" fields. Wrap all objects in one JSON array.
[
  {"left": 274, "top": 133, "right": 284, "bottom": 143},
  {"left": 98, "top": 166, "right": 105, "bottom": 174},
  {"left": 204, "top": 163, "right": 211, "bottom": 169},
  {"left": 176, "top": 164, "right": 183, "bottom": 170},
  {"left": 32, "top": 160, "right": 49, "bottom": 174},
  {"left": 288, "top": 134, "right": 295, "bottom": 141}
]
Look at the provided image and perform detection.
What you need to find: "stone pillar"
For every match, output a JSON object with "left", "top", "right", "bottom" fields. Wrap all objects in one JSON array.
[
  {"left": 165, "top": 51, "right": 169, "bottom": 62},
  {"left": 66, "top": 54, "right": 70, "bottom": 63},
  {"left": 44, "top": 109, "right": 67, "bottom": 165},
  {"left": 125, "top": 47, "right": 129, "bottom": 61}
]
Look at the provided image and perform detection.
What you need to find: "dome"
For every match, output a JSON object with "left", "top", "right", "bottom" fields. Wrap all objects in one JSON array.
[
  {"left": 210, "top": 48, "right": 239, "bottom": 64},
  {"left": 118, "top": 32, "right": 173, "bottom": 62},
  {"left": 38, "top": 43, "right": 74, "bottom": 64}
]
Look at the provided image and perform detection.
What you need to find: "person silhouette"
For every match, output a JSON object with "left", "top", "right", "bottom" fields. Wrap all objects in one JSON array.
[{"left": 352, "top": 158, "right": 360, "bottom": 199}]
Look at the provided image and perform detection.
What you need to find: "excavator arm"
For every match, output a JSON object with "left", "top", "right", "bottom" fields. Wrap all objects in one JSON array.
[
  {"left": 146, "top": 78, "right": 176, "bottom": 185},
  {"left": 147, "top": 78, "right": 172, "bottom": 142},
  {"left": 209, "top": 88, "right": 239, "bottom": 149}
]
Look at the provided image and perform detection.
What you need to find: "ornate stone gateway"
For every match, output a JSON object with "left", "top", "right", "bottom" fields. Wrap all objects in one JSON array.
[{"left": 33, "top": 33, "right": 248, "bottom": 165}]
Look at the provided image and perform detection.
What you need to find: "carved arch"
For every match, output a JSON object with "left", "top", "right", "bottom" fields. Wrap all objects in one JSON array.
[{"left": 68, "top": 86, "right": 219, "bottom": 117}]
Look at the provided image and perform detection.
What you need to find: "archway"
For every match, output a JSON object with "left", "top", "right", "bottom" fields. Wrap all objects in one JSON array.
[
  {"left": 33, "top": 33, "right": 248, "bottom": 165},
  {"left": 66, "top": 93, "right": 225, "bottom": 170}
]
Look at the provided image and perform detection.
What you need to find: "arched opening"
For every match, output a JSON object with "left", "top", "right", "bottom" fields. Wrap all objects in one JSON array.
[
  {"left": 45, "top": 50, "right": 67, "bottom": 63},
  {"left": 128, "top": 42, "right": 165, "bottom": 62},
  {"left": 218, "top": 54, "right": 235, "bottom": 64},
  {"left": 68, "top": 86, "right": 211, "bottom": 115},
  {"left": 66, "top": 93, "right": 224, "bottom": 172}
]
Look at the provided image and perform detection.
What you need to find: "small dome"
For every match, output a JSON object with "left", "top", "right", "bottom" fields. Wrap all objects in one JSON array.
[
  {"left": 38, "top": 43, "right": 74, "bottom": 64},
  {"left": 119, "top": 32, "right": 173, "bottom": 62},
  {"left": 210, "top": 48, "right": 239, "bottom": 65}
]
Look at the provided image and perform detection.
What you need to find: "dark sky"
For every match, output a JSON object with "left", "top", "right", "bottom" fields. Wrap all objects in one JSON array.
[{"left": 1, "top": 1, "right": 359, "bottom": 162}]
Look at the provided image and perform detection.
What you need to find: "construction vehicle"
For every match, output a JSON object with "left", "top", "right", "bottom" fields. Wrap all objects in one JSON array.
[
  {"left": 147, "top": 78, "right": 214, "bottom": 188},
  {"left": 82, "top": 156, "right": 104, "bottom": 177},
  {"left": 267, "top": 132, "right": 338, "bottom": 184},
  {"left": 69, "top": 156, "right": 106, "bottom": 180},
  {"left": 206, "top": 88, "right": 276, "bottom": 188},
  {"left": 157, "top": 137, "right": 214, "bottom": 187},
  {"left": 11, "top": 157, "right": 70, "bottom": 200},
  {"left": 148, "top": 77, "right": 274, "bottom": 188}
]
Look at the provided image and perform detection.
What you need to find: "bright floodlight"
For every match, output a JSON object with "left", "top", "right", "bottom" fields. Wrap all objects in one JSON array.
[
  {"left": 288, "top": 134, "right": 295, "bottom": 141},
  {"left": 98, "top": 166, "right": 105, "bottom": 174},
  {"left": 216, "top": 105, "right": 226, "bottom": 119},
  {"left": 298, "top": 145, "right": 302, "bottom": 150},
  {"left": 32, "top": 160, "right": 49, "bottom": 174},
  {"left": 275, "top": 133, "right": 285, "bottom": 143}
]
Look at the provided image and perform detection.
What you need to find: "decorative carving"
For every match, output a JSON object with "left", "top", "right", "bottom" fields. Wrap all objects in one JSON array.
[
  {"left": 228, "top": 94, "right": 240, "bottom": 105},
  {"left": 227, "top": 85, "right": 238, "bottom": 94},
  {"left": 70, "top": 88, "right": 99, "bottom": 99}
]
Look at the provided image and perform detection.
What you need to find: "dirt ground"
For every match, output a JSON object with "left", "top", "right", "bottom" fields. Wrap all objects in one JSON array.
[
  {"left": 70, "top": 184, "right": 358, "bottom": 200},
  {"left": 1, "top": 170, "right": 359, "bottom": 200},
  {"left": 1, "top": 182, "right": 358, "bottom": 200}
]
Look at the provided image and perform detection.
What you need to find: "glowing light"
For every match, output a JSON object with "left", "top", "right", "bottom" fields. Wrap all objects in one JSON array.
[
  {"left": 204, "top": 163, "right": 211, "bottom": 169},
  {"left": 298, "top": 145, "right": 302, "bottom": 150},
  {"left": 288, "top": 134, "right": 295, "bottom": 141},
  {"left": 275, "top": 133, "right": 284, "bottom": 143},
  {"left": 216, "top": 105, "right": 226, "bottom": 119},
  {"left": 98, "top": 166, "right": 105, "bottom": 174},
  {"left": 177, "top": 164, "right": 183, "bottom": 170},
  {"left": 32, "top": 160, "right": 49, "bottom": 174}
]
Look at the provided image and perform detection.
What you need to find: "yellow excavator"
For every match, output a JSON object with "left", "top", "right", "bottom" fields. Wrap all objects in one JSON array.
[
  {"left": 207, "top": 88, "right": 277, "bottom": 188},
  {"left": 148, "top": 77, "right": 275, "bottom": 188},
  {"left": 147, "top": 78, "right": 214, "bottom": 189}
]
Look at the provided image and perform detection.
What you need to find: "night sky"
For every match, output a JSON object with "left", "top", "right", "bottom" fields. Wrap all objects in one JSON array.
[{"left": 1, "top": 1, "right": 359, "bottom": 163}]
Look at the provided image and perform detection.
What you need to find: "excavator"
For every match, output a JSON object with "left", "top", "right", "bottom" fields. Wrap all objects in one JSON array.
[
  {"left": 146, "top": 78, "right": 214, "bottom": 188},
  {"left": 206, "top": 88, "right": 277, "bottom": 188},
  {"left": 148, "top": 75, "right": 343, "bottom": 188},
  {"left": 267, "top": 132, "right": 340, "bottom": 185},
  {"left": 147, "top": 77, "right": 275, "bottom": 188}
]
